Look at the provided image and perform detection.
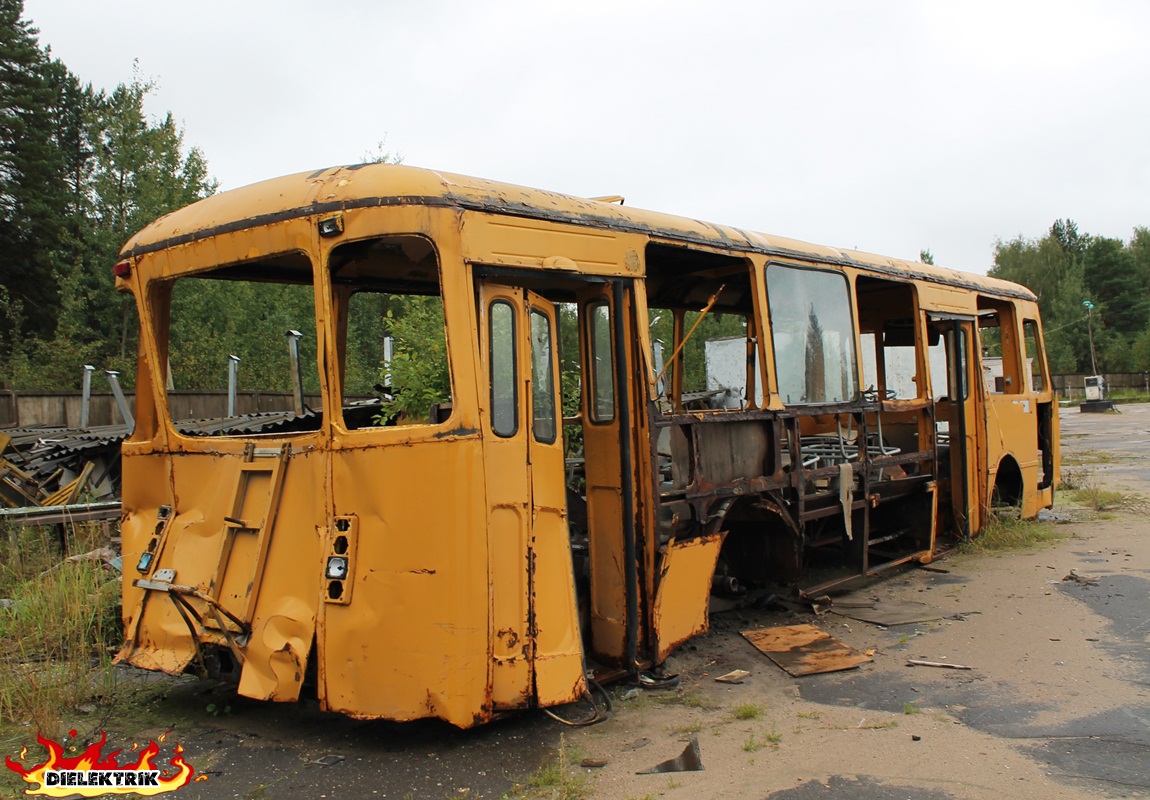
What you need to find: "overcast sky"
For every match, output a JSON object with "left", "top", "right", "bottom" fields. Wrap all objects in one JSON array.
[{"left": 20, "top": 0, "right": 1150, "bottom": 275}]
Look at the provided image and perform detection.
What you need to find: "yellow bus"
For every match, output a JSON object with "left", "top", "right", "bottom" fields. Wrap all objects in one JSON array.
[{"left": 113, "top": 165, "right": 1057, "bottom": 727}]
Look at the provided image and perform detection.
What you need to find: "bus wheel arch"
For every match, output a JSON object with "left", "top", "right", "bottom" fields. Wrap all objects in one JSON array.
[
  {"left": 992, "top": 455, "right": 1024, "bottom": 510},
  {"left": 712, "top": 494, "right": 802, "bottom": 589}
]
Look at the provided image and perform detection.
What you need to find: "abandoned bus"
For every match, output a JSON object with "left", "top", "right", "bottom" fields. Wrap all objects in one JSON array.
[{"left": 113, "top": 165, "right": 1057, "bottom": 727}]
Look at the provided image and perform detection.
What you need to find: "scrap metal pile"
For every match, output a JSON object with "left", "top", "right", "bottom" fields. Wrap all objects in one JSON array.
[
  {"left": 0, "top": 410, "right": 318, "bottom": 517},
  {"left": 0, "top": 424, "right": 127, "bottom": 509}
]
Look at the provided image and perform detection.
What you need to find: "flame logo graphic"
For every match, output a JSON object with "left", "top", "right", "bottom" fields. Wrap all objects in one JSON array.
[{"left": 5, "top": 730, "right": 197, "bottom": 797}]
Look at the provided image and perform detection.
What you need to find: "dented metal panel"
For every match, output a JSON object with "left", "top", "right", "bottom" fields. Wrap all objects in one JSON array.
[
  {"left": 118, "top": 442, "right": 323, "bottom": 703},
  {"left": 652, "top": 533, "right": 725, "bottom": 662}
]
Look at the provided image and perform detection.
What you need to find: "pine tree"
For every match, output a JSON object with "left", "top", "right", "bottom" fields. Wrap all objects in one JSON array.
[{"left": 0, "top": 0, "right": 71, "bottom": 348}]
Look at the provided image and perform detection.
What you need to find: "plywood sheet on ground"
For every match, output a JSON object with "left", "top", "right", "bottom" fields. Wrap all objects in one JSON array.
[
  {"left": 829, "top": 600, "right": 944, "bottom": 627},
  {"left": 741, "top": 623, "right": 872, "bottom": 676}
]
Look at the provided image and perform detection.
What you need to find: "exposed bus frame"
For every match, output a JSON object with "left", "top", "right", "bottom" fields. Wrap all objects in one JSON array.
[{"left": 113, "top": 165, "right": 1057, "bottom": 727}]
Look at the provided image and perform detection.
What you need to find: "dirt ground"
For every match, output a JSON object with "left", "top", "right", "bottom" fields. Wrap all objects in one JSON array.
[{"left": 6, "top": 404, "right": 1150, "bottom": 800}]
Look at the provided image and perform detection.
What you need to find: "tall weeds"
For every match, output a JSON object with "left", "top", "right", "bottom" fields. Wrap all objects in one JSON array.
[
  {"left": 0, "top": 524, "right": 121, "bottom": 740},
  {"left": 961, "top": 514, "right": 1064, "bottom": 553}
]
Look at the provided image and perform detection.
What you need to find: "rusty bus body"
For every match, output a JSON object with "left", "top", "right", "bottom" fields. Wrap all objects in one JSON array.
[{"left": 114, "top": 165, "right": 1057, "bottom": 727}]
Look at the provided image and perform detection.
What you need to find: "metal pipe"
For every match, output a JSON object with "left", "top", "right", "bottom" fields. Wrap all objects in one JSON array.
[
  {"left": 285, "top": 330, "right": 305, "bottom": 415},
  {"left": 711, "top": 575, "right": 741, "bottom": 596},
  {"left": 652, "top": 341, "right": 666, "bottom": 398},
  {"left": 0, "top": 499, "right": 122, "bottom": 528},
  {"left": 654, "top": 284, "right": 725, "bottom": 387},
  {"left": 80, "top": 365, "right": 95, "bottom": 428},
  {"left": 613, "top": 280, "right": 640, "bottom": 673},
  {"left": 383, "top": 335, "right": 394, "bottom": 388},
  {"left": 227, "top": 355, "right": 240, "bottom": 418},
  {"left": 104, "top": 370, "right": 134, "bottom": 429},
  {"left": 953, "top": 321, "right": 971, "bottom": 540}
]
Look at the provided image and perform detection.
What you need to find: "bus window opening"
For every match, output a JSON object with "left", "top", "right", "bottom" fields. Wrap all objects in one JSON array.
[{"left": 330, "top": 235, "right": 452, "bottom": 429}]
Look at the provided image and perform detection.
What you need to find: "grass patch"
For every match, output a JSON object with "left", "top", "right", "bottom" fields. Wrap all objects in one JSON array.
[
  {"left": 1070, "top": 484, "right": 1129, "bottom": 512},
  {"left": 961, "top": 515, "right": 1064, "bottom": 554},
  {"left": 1059, "top": 455, "right": 1122, "bottom": 494},
  {"left": 1058, "top": 466, "right": 1089, "bottom": 492},
  {"left": 1061, "top": 450, "right": 1121, "bottom": 467},
  {"left": 857, "top": 720, "right": 899, "bottom": 730},
  {"left": 743, "top": 726, "right": 781, "bottom": 752},
  {"left": 654, "top": 688, "right": 719, "bottom": 710},
  {"left": 0, "top": 523, "right": 122, "bottom": 741},
  {"left": 1104, "top": 389, "right": 1150, "bottom": 404},
  {"left": 510, "top": 735, "right": 591, "bottom": 800},
  {"left": 615, "top": 687, "right": 651, "bottom": 709},
  {"left": 1058, "top": 461, "right": 1139, "bottom": 512},
  {"left": 732, "top": 702, "right": 763, "bottom": 721},
  {"left": 796, "top": 710, "right": 821, "bottom": 720},
  {"left": 902, "top": 702, "right": 921, "bottom": 715},
  {"left": 675, "top": 689, "right": 708, "bottom": 708}
]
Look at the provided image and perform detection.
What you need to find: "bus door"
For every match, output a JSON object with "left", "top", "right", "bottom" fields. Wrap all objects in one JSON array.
[
  {"left": 976, "top": 299, "right": 1037, "bottom": 521},
  {"left": 928, "top": 314, "right": 980, "bottom": 538},
  {"left": 478, "top": 282, "right": 585, "bottom": 710},
  {"left": 576, "top": 284, "right": 639, "bottom": 668}
]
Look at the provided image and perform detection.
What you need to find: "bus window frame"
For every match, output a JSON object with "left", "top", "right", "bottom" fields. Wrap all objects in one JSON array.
[
  {"left": 764, "top": 261, "right": 861, "bottom": 407},
  {"left": 489, "top": 298, "right": 519, "bottom": 438},
  {"left": 528, "top": 305, "right": 558, "bottom": 444},
  {"left": 152, "top": 249, "right": 321, "bottom": 438},
  {"left": 1023, "top": 318, "right": 1048, "bottom": 394},
  {"left": 326, "top": 233, "right": 457, "bottom": 433},
  {"left": 586, "top": 299, "right": 616, "bottom": 424}
]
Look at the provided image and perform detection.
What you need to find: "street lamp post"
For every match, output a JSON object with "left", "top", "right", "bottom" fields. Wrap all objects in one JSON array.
[{"left": 1083, "top": 300, "right": 1098, "bottom": 375}]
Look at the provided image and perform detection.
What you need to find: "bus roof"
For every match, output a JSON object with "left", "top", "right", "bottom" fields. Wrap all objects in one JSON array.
[{"left": 121, "top": 163, "right": 1035, "bottom": 301}]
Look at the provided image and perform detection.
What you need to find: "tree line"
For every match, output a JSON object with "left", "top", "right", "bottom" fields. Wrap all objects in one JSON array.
[
  {"left": 5, "top": 0, "right": 1150, "bottom": 399},
  {"left": 0, "top": 0, "right": 214, "bottom": 390},
  {"left": 989, "top": 220, "right": 1150, "bottom": 374}
]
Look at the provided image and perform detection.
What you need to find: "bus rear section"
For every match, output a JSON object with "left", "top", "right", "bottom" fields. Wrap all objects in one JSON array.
[{"left": 115, "top": 190, "right": 591, "bottom": 727}]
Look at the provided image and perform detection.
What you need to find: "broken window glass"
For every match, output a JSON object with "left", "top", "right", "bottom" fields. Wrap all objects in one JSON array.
[{"left": 766, "top": 265, "right": 858, "bottom": 405}]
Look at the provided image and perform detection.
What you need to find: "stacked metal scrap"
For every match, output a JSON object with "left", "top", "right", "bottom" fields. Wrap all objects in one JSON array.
[
  {"left": 173, "top": 408, "right": 318, "bottom": 437},
  {"left": 0, "top": 409, "right": 318, "bottom": 509},
  {"left": 0, "top": 424, "right": 128, "bottom": 507}
]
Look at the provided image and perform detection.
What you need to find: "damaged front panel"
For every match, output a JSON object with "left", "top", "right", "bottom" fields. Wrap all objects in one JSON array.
[{"left": 118, "top": 443, "right": 322, "bottom": 702}]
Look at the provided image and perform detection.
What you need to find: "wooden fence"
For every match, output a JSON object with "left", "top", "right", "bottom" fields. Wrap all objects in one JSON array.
[
  {"left": 1051, "top": 373, "right": 1150, "bottom": 401},
  {"left": 0, "top": 390, "right": 321, "bottom": 428},
  {"left": 6, "top": 374, "right": 1149, "bottom": 428}
]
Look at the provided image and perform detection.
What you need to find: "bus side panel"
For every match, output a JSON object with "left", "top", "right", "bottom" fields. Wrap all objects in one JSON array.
[
  {"left": 983, "top": 397, "right": 1041, "bottom": 501},
  {"left": 321, "top": 437, "right": 490, "bottom": 727}
]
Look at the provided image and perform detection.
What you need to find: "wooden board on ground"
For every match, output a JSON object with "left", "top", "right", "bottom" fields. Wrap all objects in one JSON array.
[
  {"left": 741, "top": 623, "right": 872, "bottom": 677},
  {"left": 829, "top": 600, "right": 945, "bottom": 627}
]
